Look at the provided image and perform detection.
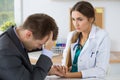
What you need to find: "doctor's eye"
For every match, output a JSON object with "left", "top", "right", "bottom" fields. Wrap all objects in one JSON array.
[
  {"left": 77, "top": 18, "right": 83, "bottom": 21},
  {"left": 72, "top": 18, "right": 75, "bottom": 21}
]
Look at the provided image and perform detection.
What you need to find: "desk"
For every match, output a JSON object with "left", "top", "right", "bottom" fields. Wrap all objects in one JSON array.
[
  {"left": 28, "top": 52, "right": 62, "bottom": 64},
  {"left": 29, "top": 52, "right": 120, "bottom": 64},
  {"left": 45, "top": 75, "right": 120, "bottom": 80},
  {"left": 110, "top": 52, "right": 120, "bottom": 63},
  {"left": 45, "top": 75, "right": 99, "bottom": 80}
]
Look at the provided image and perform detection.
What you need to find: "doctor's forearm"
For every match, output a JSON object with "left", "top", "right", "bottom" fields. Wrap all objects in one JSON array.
[{"left": 64, "top": 72, "right": 82, "bottom": 78}]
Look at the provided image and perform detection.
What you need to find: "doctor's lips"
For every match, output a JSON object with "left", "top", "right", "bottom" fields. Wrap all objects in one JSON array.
[{"left": 76, "top": 28, "right": 81, "bottom": 30}]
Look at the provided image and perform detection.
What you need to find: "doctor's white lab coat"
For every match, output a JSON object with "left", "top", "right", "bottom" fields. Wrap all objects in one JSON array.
[{"left": 62, "top": 25, "right": 111, "bottom": 78}]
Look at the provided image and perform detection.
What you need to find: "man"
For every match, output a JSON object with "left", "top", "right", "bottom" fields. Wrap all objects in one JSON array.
[{"left": 0, "top": 13, "right": 58, "bottom": 80}]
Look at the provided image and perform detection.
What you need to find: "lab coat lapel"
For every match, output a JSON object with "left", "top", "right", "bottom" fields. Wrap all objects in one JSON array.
[
  {"left": 80, "top": 26, "right": 96, "bottom": 57},
  {"left": 80, "top": 38, "right": 90, "bottom": 57}
]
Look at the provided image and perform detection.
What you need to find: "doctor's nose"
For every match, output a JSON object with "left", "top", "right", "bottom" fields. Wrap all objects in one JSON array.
[{"left": 74, "top": 21, "right": 79, "bottom": 27}]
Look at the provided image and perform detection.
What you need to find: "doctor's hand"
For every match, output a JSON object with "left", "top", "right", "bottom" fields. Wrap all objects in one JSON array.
[
  {"left": 53, "top": 65, "right": 68, "bottom": 77},
  {"left": 48, "top": 65, "right": 66, "bottom": 77},
  {"left": 44, "top": 32, "right": 55, "bottom": 50}
]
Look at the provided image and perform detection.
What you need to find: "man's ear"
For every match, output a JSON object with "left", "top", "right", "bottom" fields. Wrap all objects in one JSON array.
[{"left": 25, "top": 30, "right": 32, "bottom": 39}]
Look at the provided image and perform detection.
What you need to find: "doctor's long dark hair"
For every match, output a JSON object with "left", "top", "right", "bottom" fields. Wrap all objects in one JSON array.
[
  {"left": 66, "top": 32, "right": 81, "bottom": 67},
  {"left": 65, "top": 1, "right": 95, "bottom": 68}
]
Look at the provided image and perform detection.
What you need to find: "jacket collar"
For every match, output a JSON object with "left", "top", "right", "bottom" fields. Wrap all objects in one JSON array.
[
  {"left": 6, "top": 26, "right": 32, "bottom": 70},
  {"left": 6, "top": 26, "right": 26, "bottom": 54}
]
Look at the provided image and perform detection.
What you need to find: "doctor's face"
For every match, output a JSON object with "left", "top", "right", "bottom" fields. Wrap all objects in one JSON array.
[{"left": 71, "top": 11, "right": 92, "bottom": 33}]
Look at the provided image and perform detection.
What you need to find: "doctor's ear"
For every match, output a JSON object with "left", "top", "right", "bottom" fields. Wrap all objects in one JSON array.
[{"left": 88, "top": 18, "right": 94, "bottom": 23}]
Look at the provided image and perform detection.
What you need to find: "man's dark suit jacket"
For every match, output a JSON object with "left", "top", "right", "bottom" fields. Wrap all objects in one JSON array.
[{"left": 0, "top": 26, "right": 52, "bottom": 80}]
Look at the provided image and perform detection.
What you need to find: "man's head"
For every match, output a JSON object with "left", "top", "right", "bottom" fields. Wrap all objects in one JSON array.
[
  {"left": 17, "top": 13, "right": 58, "bottom": 51},
  {"left": 22, "top": 13, "right": 58, "bottom": 40}
]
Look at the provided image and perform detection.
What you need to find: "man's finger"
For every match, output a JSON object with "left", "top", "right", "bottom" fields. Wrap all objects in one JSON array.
[{"left": 49, "top": 31, "right": 53, "bottom": 40}]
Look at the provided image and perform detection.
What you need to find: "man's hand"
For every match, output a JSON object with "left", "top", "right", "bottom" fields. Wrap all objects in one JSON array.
[
  {"left": 48, "top": 65, "right": 68, "bottom": 77},
  {"left": 44, "top": 32, "right": 55, "bottom": 50}
]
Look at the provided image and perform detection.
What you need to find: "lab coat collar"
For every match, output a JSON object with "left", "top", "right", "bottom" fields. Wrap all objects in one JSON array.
[
  {"left": 71, "top": 25, "right": 96, "bottom": 51},
  {"left": 71, "top": 25, "right": 98, "bottom": 60},
  {"left": 88, "top": 25, "right": 97, "bottom": 39},
  {"left": 78, "top": 25, "right": 98, "bottom": 57}
]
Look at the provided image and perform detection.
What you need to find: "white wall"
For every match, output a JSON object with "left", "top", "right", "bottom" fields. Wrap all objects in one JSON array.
[{"left": 15, "top": 0, "right": 120, "bottom": 51}]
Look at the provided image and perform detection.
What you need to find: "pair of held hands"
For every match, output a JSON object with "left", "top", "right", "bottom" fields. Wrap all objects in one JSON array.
[
  {"left": 45, "top": 32, "right": 69, "bottom": 77},
  {"left": 49, "top": 65, "right": 69, "bottom": 77}
]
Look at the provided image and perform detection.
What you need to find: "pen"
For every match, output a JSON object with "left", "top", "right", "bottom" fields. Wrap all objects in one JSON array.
[{"left": 91, "top": 52, "right": 94, "bottom": 57}]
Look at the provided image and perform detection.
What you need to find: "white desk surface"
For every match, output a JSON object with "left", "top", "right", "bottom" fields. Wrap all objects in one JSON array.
[
  {"left": 45, "top": 75, "right": 97, "bottom": 80},
  {"left": 45, "top": 75, "right": 120, "bottom": 80},
  {"left": 28, "top": 51, "right": 59, "bottom": 60}
]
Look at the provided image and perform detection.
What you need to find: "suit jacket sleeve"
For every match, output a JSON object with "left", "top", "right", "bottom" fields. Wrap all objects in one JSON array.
[
  {"left": 0, "top": 49, "right": 52, "bottom": 80},
  {"left": 21, "top": 54, "right": 53, "bottom": 80},
  {"left": 32, "top": 54, "right": 52, "bottom": 80}
]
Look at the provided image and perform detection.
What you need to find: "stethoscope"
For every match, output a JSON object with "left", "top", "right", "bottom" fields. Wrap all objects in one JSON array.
[{"left": 73, "top": 33, "right": 83, "bottom": 51}]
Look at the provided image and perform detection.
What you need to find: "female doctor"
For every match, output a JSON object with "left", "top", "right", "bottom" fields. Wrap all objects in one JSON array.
[{"left": 57, "top": 1, "right": 111, "bottom": 79}]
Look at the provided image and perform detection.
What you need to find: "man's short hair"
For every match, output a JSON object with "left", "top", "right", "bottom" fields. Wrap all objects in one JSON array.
[{"left": 22, "top": 13, "right": 58, "bottom": 40}]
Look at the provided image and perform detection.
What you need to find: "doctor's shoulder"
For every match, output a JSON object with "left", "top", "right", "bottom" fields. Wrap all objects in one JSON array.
[
  {"left": 67, "top": 31, "right": 76, "bottom": 40},
  {"left": 95, "top": 26, "right": 109, "bottom": 39}
]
